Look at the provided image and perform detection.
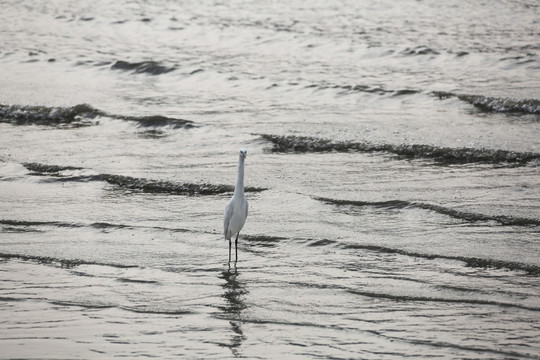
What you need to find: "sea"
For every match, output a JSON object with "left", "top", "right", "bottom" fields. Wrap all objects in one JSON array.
[{"left": 1, "top": 0, "right": 539, "bottom": 358}]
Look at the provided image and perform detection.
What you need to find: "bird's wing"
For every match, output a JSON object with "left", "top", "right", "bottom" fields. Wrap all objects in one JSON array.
[
  {"left": 245, "top": 198, "right": 249, "bottom": 219},
  {"left": 223, "top": 200, "right": 234, "bottom": 240}
]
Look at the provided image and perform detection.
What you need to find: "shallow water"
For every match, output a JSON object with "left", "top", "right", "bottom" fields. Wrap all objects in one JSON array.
[{"left": 1, "top": 0, "right": 540, "bottom": 358}]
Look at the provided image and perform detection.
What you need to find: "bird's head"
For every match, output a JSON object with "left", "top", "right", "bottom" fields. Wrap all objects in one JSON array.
[{"left": 239, "top": 148, "right": 247, "bottom": 159}]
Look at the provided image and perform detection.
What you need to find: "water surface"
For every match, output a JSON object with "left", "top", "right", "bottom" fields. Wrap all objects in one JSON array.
[{"left": 1, "top": 0, "right": 539, "bottom": 358}]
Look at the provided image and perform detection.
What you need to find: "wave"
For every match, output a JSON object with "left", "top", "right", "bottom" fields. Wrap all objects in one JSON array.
[
  {"left": 1, "top": 225, "right": 43, "bottom": 233},
  {"left": 0, "top": 219, "right": 83, "bottom": 228},
  {"left": 0, "top": 296, "right": 192, "bottom": 315},
  {"left": 110, "top": 60, "right": 177, "bottom": 75},
  {"left": 119, "top": 306, "right": 192, "bottom": 315},
  {"left": 50, "top": 300, "right": 191, "bottom": 315},
  {"left": 101, "top": 173, "right": 231, "bottom": 195},
  {"left": 400, "top": 45, "right": 440, "bottom": 56},
  {"left": 23, "top": 162, "right": 84, "bottom": 175},
  {"left": 241, "top": 230, "right": 540, "bottom": 275},
  {"left": 260, "top": 134, "right": 540, "bottom": 165},
  {"left": 0, "top": 296, "right": 26, "bottom": 302},
  {"left": 22, "top": 161, "right": 266, "bottom": 195},
  {"left": 347, "top": 289, "right": 540, "bottom": 311},
  {"left": 242, "top": 235, "right": 286, "bottom": 249},
  {"left": 342, "top": 243, "right": 540, "bottom": 276},
  {"left": 90, "top": 221, "right": 190, "bottom": 233},
  {"left": 137, "top": 129, "right": 167, "bottom": 139},
  {"left": 115, "top": 114, "right": 195, "bottom": 129},
  {"left": 305, "top": 82, "right": 420, "bottom": 97},
  {"left": 50, "top": 300, "right": 115, "bottom": 309},
  {"left": 306, "top": 239, "right": 338, "bottom": 247},
  {"left": 243, "top": 235, "right": 287, "bottom": 242},
  {"left": 0, "top": 103, "right": 195, "bottom": 128},
  {"left": 37, "top": 174, "right": 105, "bottom": 183},
  {"left": 21, "top": 162, "right": 103, "bottom": 182},
  {"left": 57, "top": 301, "right": 193, "bottom": 315},
  {"left": 0, "top": 252, "right": 138, "bottom": 269},
  {"left": 100, "top": 174, "right": 267, "bottom": 195},
  {"left": 0, "top": 219, "right": 191, "bottom": 234},
  {"left": 116, "top": 278, "right": 160, "bottom": 284},
  {"left": 315, "top": 197, "right": 540, "bottom": 227},
  {"left": 434, "top": 91, "right": 540, "bottom": 115},
  {"left": 0, "top": 103, "right": 102, "bottom": 127}
]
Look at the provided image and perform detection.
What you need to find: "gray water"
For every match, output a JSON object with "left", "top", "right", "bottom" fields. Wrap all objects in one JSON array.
[{"left": 1, "top": 0, "right": 540, "bottom": 358}]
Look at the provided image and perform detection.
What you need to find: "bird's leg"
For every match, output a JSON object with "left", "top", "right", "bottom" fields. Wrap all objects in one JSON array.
[
  {"left": 228, "top": 238, "right": 232, "bottom": 264},
  {"left": 235, "top": 233, "right": 239, "bottom": 263}
]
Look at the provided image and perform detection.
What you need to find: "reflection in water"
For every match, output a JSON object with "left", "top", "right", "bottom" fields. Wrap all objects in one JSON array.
[{"left": 219, "top": 265, "right": 248, "bottom": 357}]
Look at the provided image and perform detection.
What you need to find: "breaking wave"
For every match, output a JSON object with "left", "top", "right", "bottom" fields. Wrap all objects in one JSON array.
[
  {"left": 20, "top": 162, "right": 266, "bottom": 195},
  {"left": 261, "top": 134, "right": 540, "bottom": 165},
  {"left": 101, "top": 174, "right": 267, "bottom": 195},
  {"left": 0, "top": 103, "right": 195, "bottom": 128},
  {"left": 0, "top": 103, "right": 102, "bottom": 127},
  {"left": 23, "top": 162, "right": 84, "bottom": 175},
  {"left": 110, "top": 60, "right": 178, "bottom": 75},
  {"left": 124, "top": 115, "right": 194, "bottom": 128},
  {"left": 400, "top": 45, "right": 440, "bottom": 56},
  {"left": 315, "top": 197, "right": 540, "bottom": 227},
  {"left": 434, "top": 91, "right": 540, "bottom": 115},
  {"left": 242, "top": 235, "right": 286, "bottom": 249}
]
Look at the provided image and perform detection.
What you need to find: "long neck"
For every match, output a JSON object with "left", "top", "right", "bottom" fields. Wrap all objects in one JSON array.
[{"left": 234, "top": 155, "right": 245, "bottom": 196}]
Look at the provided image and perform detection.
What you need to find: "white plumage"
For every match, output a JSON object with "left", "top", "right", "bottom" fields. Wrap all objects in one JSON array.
[{"left": 223, "top": 148, "right": 248, "bottom": 263}]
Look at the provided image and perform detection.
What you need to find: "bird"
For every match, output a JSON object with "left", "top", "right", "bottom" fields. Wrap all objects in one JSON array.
[{"left": 223, "top": 148, "right": 249, "bottom": 264}]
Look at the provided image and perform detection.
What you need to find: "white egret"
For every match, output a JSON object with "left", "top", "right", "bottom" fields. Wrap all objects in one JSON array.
[{"left": 223, "top": 148, "right": 248, "bottom": 263}]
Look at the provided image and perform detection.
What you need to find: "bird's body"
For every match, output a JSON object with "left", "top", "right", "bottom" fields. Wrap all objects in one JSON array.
[
  {"left": 224, "top": 196, "right": 248, "bottom": 241},
  {"left": 223, "top": 148, "right": 248, "bottom": 263}
]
